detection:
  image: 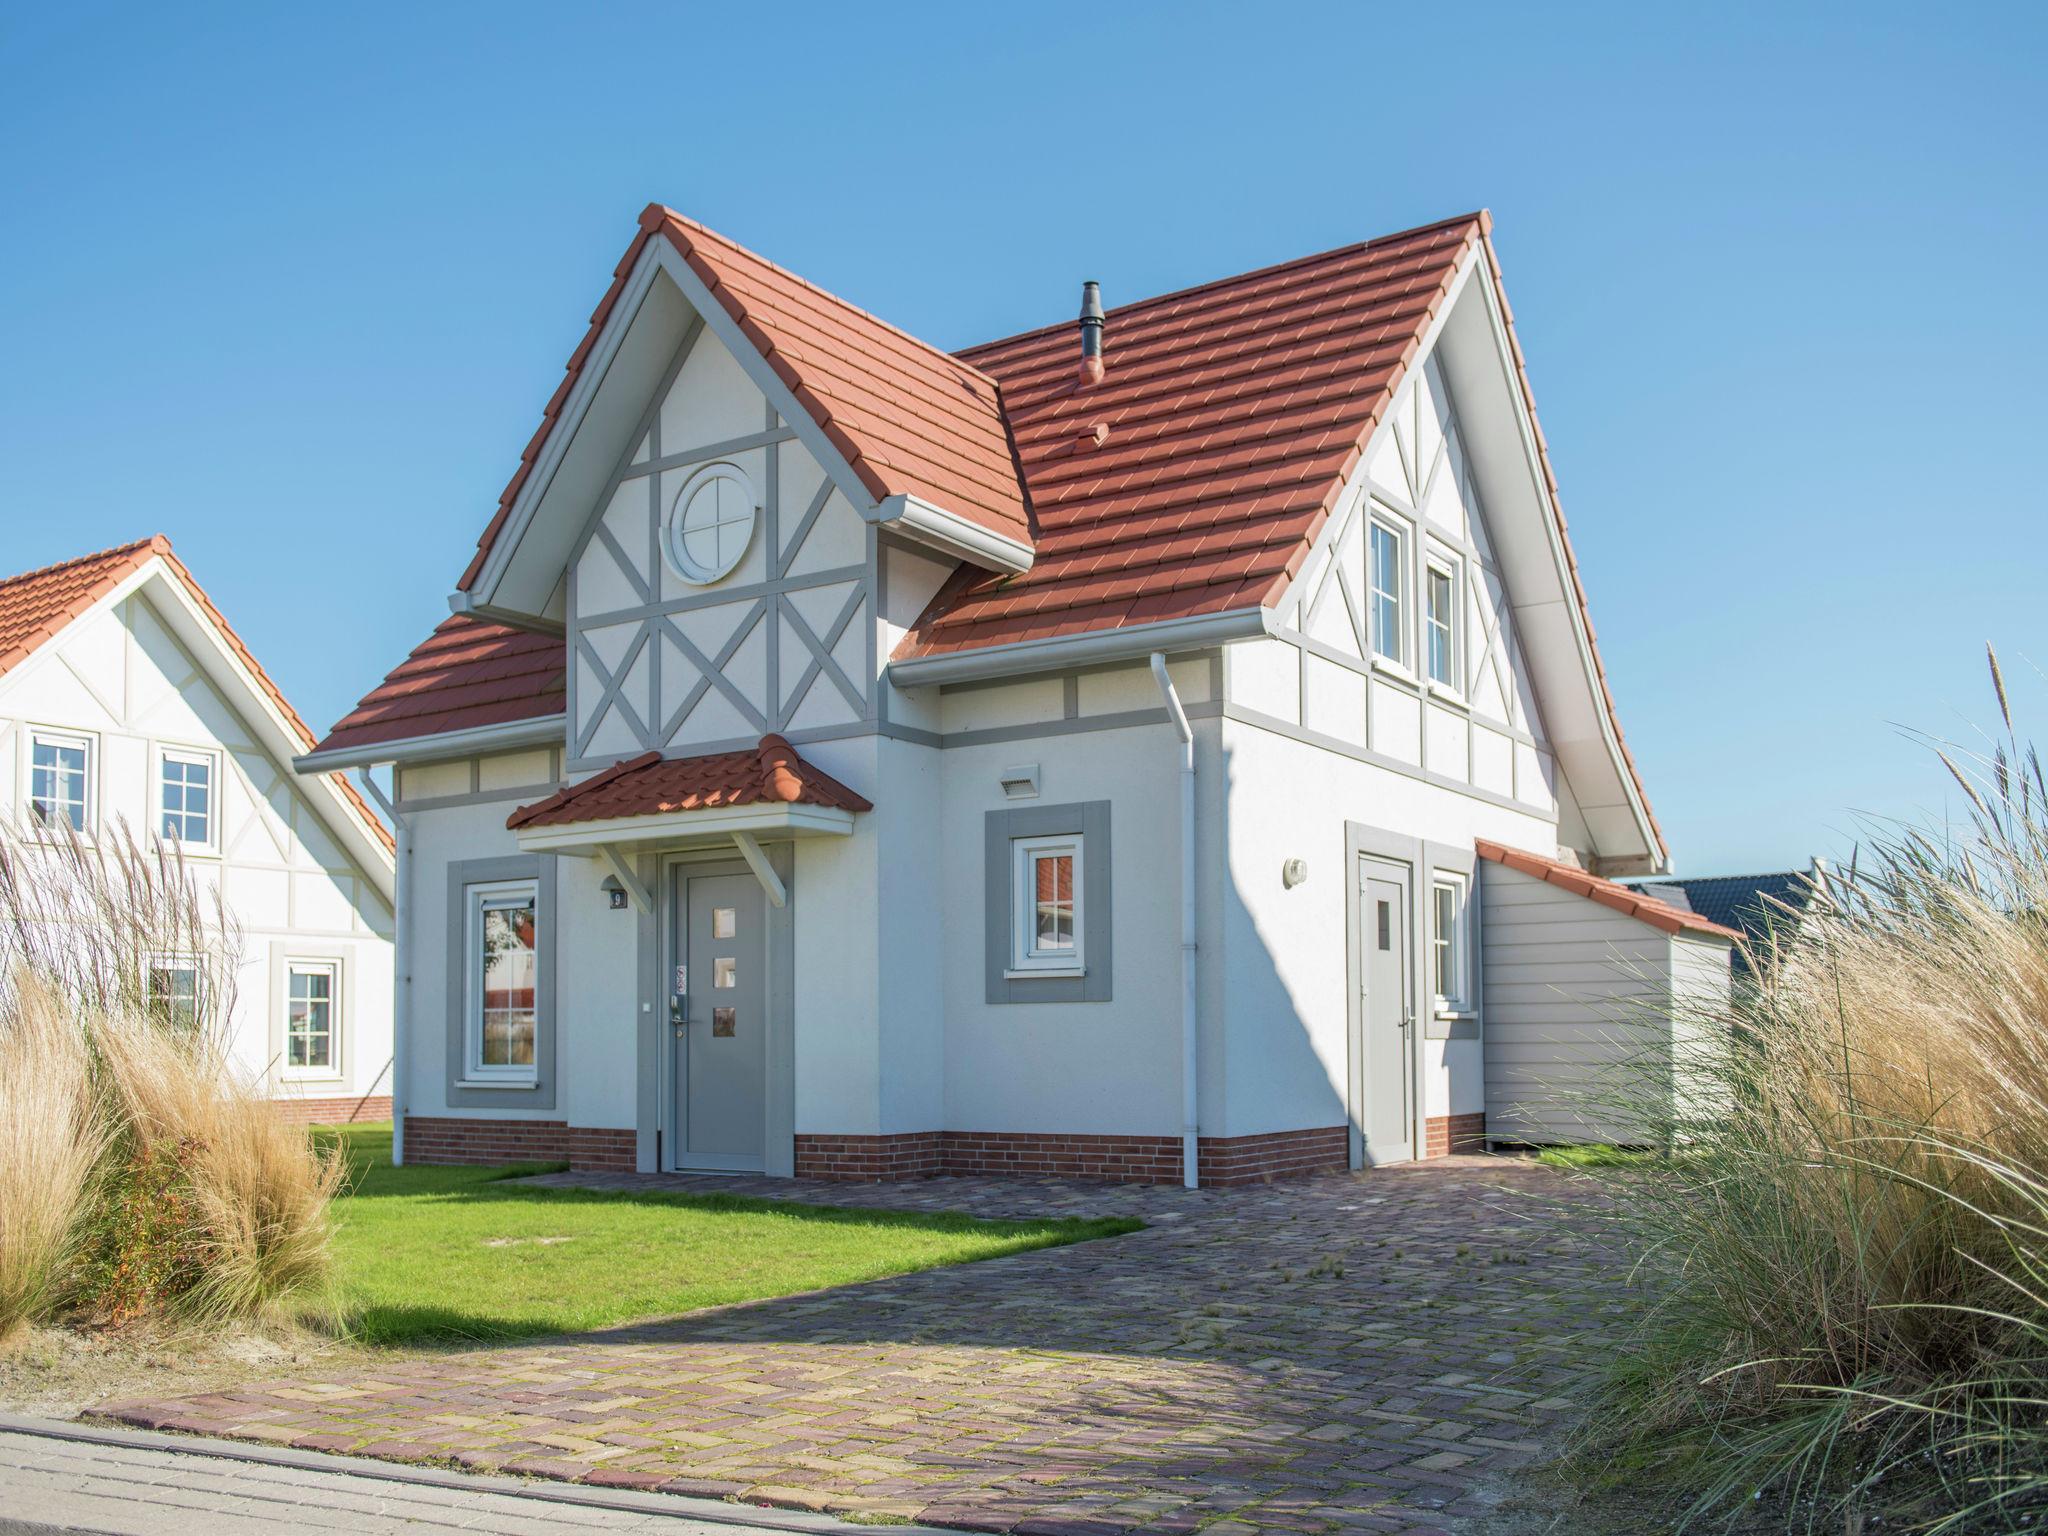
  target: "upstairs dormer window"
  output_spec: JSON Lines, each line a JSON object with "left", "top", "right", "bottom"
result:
{"left": 29, "top": 729, "right": 91, "bottom": 833}
{"left": 665, "top": 463, "right": 758, "bottom": 585}
{"left": 159, "top": 746, "right": 218, "bottom": 849}
{"left": 1425, "top": 561, "right": 1458, "bottom": 689}
{"left": 1369, "top": 519, "right": 1405, "bottom": 665}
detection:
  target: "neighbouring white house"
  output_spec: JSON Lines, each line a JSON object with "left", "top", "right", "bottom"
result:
{"left": 299, "top": 205, "right": 1735, "bottom": 1183}
{"left": 0, "top": 537, "right": 397, "bottom": 1123}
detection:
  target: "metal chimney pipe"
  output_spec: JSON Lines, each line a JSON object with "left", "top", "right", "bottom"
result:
{"left": 1078, "top": 280, "right": 1104, "bottom": 385}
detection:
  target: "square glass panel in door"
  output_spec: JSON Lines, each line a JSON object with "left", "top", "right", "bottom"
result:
{"left": 673, "top": 872, "right": 767, "bottom": 1170}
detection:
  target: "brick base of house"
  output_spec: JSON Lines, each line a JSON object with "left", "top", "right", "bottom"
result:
{"left": 1199, "top": 1125, "right": 1352, "bottom": 1183}
{"left": 402, "top": 1115, "right": 1481, "bottom": 1182}
{"left": 796, "top": 1126, "right": 1351, "bottom": 1186}
{"left": 269, "top": 1094, "right": 391, "bottom": 1128}
{"left": 792, "top": 1132, "right": 944, "bottom": 1181}
{"left": 402, "top": 1116, "right": 634, "bottom": 1172}
{"left": 1424, "top": 1112, "right": 1487, "bottom": 1157}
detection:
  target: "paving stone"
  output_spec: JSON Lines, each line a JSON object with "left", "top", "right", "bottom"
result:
{"left": 93, "top": 1158, "right": 1622, "bottom": 1534}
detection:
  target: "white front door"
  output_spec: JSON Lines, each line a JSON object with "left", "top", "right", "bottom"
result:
{"left": 1356, "top": 855, "right": 1415, "bottom": 1165}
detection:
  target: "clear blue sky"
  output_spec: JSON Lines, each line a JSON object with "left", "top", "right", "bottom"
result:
{"left": 3, "top": 2, "right": 2041, "bottom": 874}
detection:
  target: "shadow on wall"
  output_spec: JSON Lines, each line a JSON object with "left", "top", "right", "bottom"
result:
{"left": 1210, "top": 735, "right": 1353, "bottom": 1141}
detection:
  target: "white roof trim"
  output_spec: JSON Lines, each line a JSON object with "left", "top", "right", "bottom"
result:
{"left": 888, "top": 606, "right": 1273, "bottom": 687}
{"left": 464, "top": 250, "right": 665, "bottom": 609}
{"left": 876, "top": 494, "right": 1032, "bottom": 575}
{"left": 512, "top": 800, "right": 857, "bottom": 856}
{"left": 294, "top": 713, "right": 568, "bottom": 774}
{"left": 1456, "top": 244, "right": 1661, "bottom": 871}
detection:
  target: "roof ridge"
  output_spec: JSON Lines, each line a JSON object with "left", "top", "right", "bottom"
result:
{"left": 648, "top": 206, "right": 1005, "bottom": 391}
{"left": 0, "top": 533, "right": 166, "bottom": 590}
{"left": 956, "top": 211, "right": 1488, "bottom": 360}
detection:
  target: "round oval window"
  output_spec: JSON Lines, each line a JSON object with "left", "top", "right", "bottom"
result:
{"left": 665, "top": 464, "right": 758, "bottom": 585}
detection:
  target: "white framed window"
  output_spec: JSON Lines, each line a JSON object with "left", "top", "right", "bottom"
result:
{"left": 158, "top": 746, "right": 218, "bottom": 849}
{"left": 1431, "top": 877, "right": 1466, "bottom": 1007}
{"left": 1425, "top": 560, "right": 1458, "bottom": 691}
{"left": 145, "top": 957, "right": 200, "bottom": 1029}
{"left": 1009, "top": 833, "right": 1084, "bottom": 975}
{"left": 28, "top": 728, "right": 92, "bottom": 833}
{"left": 286, "top": 961, "right": 337, "bottom": 1073}
{"left": 466, "top": 879, "right": 540, "bottom": 1080}
{"left": 1369, "top": 519, "right": 1406, "bottom": 666}
{"left": 664, "top": 462, "right": 758, "bottom": 585}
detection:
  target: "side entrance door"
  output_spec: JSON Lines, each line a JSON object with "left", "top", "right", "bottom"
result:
{"left": 669, "top": 869, "right": 767, "bottom": 1172}
{"left": 1356, "top": 855, "right": 1415, "bottom": 1165}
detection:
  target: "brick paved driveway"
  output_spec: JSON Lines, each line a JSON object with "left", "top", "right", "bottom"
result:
{"left": 97, "top": 1158, "right": 1625, "bottom": 1536}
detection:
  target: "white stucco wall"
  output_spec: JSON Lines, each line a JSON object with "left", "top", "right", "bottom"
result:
{"left": 0, "top": 585, "right": 393, "bottom": 1107}
{"left": 1214, "top": 716, "right": 1561, "bottom": 1142}
{"left": 935, "top": 716, "right": 1192, "bottom": 1137}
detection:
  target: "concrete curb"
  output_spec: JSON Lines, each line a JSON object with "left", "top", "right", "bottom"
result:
{"left": 0, "top": 1414, "right": 947, "bottom": 1533}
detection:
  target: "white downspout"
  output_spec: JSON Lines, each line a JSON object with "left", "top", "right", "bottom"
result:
{"left": 360, "top": 768, "right": 409, "bottom": 1166}
{"left": 1150, "top": 653, "right": 1199, "bottom": 1190}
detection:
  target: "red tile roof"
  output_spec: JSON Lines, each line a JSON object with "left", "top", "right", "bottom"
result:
{"left": 457, "top": 204, "right": 1029, "bottom": 593}
{"left": 898, "top": 214, "right": 1485, "bottom": 657}
{"left": 422, "top": 206, "right": 1662, "bottom": 864}
{"left": 1475, "top": 840, "right": 1736, "bottom": 941}
{"left": 0, "top": 537, "right": 391, "bottom": 854}
{"left": 310, "top": 615, "right": 564, "bottom": 758}
{"left": 506, "top": 736, "right": 870, "bottom": 830}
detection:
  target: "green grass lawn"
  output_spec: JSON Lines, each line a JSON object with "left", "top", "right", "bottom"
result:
{"left": 312, "top": 1124, "right": 1139, "bottom": 1346}
{"left": 1534, "top": 1142, "right": 1666, "bottom": 1170}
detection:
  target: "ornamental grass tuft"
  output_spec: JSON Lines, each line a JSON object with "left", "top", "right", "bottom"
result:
{"left": 0, "top": 821, "right": 340, "bottom": 1339}
{"left": 1581, "top": 648, "right": 2048, "bottom": 1533}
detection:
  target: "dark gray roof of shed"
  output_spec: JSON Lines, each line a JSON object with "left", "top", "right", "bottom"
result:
{"left": 1626, "top": 870, "right": 1822, "bottom": 975}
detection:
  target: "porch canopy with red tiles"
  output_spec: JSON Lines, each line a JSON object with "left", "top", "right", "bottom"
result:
{"left": 504, "top": 735, "right": 870, "bottom": 861}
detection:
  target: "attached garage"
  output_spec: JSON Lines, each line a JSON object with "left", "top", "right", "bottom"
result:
{"left": 1477, "top": 841, "right": 1736, "bottom": 1146}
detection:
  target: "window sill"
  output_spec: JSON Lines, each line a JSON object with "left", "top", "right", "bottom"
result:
{"left": 454, "top": 1077, "right": 540, "bottom": 1091}
{"left": 282, "top": 1072, "right": 345, "bottom": 1087}
{"left": 1003, "top": 966, "right": 1086, "bottom": 981}
{"left": 1370, "top": 656, "right": 1418, "bottom": 687}
{"left": 1433, "top": 1006, "right": 1476, "bottom": 1021}
{"left": 26, "top": 828, "right": 95, "bottom": 847}
{"left": 1425, "top": 682, "right": 1467, "bottom": 708}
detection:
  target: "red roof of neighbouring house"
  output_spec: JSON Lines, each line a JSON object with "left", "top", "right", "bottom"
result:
{"left": 0, "top": 537, "right": 392, "bottom": 853}
{"left": 900, "top": 214, "right": 1484, "bottom": 656}
{"left": 505, "top": 736, "right": 871, "bottom": 830}
{"left": 1475, "top": 840, "right": 1737, "bottom": 940}
{"left": 457, "top": 204, "right": 1030, "bottom": 593}
{"left": 310, "top": 615, "right": 564, "bottom": 758}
